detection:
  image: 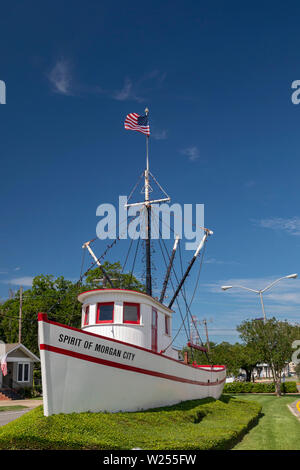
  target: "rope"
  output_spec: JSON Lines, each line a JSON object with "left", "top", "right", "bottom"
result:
{"left": 157, "top": 226, "right": 207, "bottom": 357}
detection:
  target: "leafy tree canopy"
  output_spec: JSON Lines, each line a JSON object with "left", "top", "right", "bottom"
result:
{"left": 237, "top": 317, "right": 300, "bottom": 395}
{"left": 0, "top": 262, "right": 145, "bottom": 357}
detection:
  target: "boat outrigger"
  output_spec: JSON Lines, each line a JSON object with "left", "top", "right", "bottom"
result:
{"left": 38, "top": 109, "right": 226, "bottom": 416}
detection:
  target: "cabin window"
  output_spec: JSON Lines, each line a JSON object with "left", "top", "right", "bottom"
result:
{"left": 123, "top": 302, "right": 140, "bottom": 324}
{"left": 165, "top": 315, "right": 170, "bottom": 335}
{"left": 96, "top": 302, "right": 114, "bottom": 323}
{"left": 83, "top": 305, "right": 89, "bottom": 326}
{"left": 17, "top": 363, "right": 30, "bottom": 382}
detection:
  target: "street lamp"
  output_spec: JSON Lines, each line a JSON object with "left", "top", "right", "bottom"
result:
{"left": 221, "top": 273, "right": 298, "bottom": 323}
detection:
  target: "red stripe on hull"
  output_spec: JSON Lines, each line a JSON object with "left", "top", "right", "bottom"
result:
{"left": 40, "top": 344, "right": 225, "bottom": 387}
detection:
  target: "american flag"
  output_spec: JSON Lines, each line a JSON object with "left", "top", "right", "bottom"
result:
{"left": 124, "top": 113, "right": 150, "bottom": 136}
{"left": 1, "top": 354, "right": 7, "bottom": 376}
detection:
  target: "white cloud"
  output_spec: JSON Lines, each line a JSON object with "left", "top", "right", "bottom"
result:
{"left": 204, "top": 258, "right": 240, "bottom": 265}
{"left": 48, "top": 59, "right": 73, "bottom": 95}
{"left": 2, "top": 276, "right": 34, "bottom": 287}
{"left": 244, "top": 180, "right": 256, "bottom": 188}
{"left": 254, "top": 216, "right": 300, "bottom": 236}
{"left": 113, "top": 71, "right": 166, "bottom": 103}
{"left": 113, "top": 77, "right": 141, "bottom": 102}
{"left": 181, "top": 146, "right": 200, "bottom": 161}
{"left": 205, "top": 275, "right": 300, "bottom": 313}
{"left": 152, "top": 129, "right": 168, "bottom": 140}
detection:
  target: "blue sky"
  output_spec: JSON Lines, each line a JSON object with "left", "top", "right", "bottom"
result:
{"left": 1, "top": 1, "right": 300, "bottom": 347}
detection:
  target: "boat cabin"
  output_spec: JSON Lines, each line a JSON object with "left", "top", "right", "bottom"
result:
{"left": 78, "top": 289, "right": 179, "bottom": 360}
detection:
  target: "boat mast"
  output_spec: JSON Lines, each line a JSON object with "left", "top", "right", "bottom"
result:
{"left": 144, "top": 107, "right": 152, "bottom": 296}
{"left": 159, "top": 235, "right": 179, "bottom": 303}
{"left": 167, "top": 229, "right": 213, "bottom": 309}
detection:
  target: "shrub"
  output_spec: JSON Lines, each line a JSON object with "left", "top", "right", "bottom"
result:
{"left": 223, "top": 381, "right": 298, "bottom": 394}
{"left": 17, "top": 387, "right": 33, "bottom": 399}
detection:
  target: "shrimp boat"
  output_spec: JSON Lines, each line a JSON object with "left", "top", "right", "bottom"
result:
{"left": 38, "top": 110, "right": 226, "bottom": 416}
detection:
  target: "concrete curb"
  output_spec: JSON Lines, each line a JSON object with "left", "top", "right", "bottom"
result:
{"left": 287, "top": 400, "right": 300, "bottom": 421}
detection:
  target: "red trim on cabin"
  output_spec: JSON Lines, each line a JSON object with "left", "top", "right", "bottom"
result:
{"left": 96, "top": 302, "right": 114, "bottom": 324}
{"left": 77, "top": 288, "right": 173, "bottom": 311}
{"left": 123, "top": 302, "right": 140, "bottom": 324}
{"left": 38, "top": 313, "right": 49, "bottom": 321}
{"left": 79, "top": 288, "right": 147, "bottom": 298}
{"left": 39, "top": 344, "right": 226, "bottom": 387}
{"left": 37, "top": 313, "right": 226, "bottom": 372}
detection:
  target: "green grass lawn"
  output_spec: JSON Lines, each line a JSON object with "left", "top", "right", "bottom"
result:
{"left": 230, "top": 394, "right": 300, "bottom": 450}
{"left": 0, "top": 396, "right": 261, "bottom": 450}
{"left": 0, "top": 406, "right": 28, "bottom": 412}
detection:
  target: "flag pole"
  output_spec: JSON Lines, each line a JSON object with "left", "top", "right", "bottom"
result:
{"left": 145, "top": 107, "right": 150, "bottom": 202}
{"left": 144, "top": 107, "right": 152, "bottom": 296}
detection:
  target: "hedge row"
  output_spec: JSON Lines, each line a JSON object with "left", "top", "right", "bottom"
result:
{"left": 224, "top": 381, "right": 298, "bottom": 394}
{"left": 0, "top": 397, "right": 262, "bottom": 450}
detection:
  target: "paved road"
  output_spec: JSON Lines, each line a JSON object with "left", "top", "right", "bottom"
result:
{"left": 0, "top": 409, "right": 31, "bottom": 427}
{"left": 0, "top": 399, "right": 42, "bottom": 427}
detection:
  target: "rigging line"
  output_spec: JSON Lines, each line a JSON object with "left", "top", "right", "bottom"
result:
{"left": 157, "top": 236, "right": 190, "bottom": 345}
{"left": 151, "top": 212, "right": 190, "bottom": 344}
{"left": 148, "top": 171, "right": 170, "bottom": 199}
{"left": 185, "top": 243, "right": 207, "bottom": 348}
{"left": 67, "top": 246, "right": 87, "bottom": 326}
{"left": 178, "top": 240, "right": 189, "bottom": 336}
{"left": 121, "top": 237, "right": 134, "bottom": 274}
{"left": 86, "top": 211, "right": 141, "bottom": 250}
{"left": 0, "top": 312, "right": 36, "bottom": 323}
{"left": 158, "top": 233, "right": 206, "bottom": 353}
{"left": 188, "top": 241, "right": 206, "bottom": 310}
{"left": 129, "top": 234, "right": 141, "bottom": 288}
{"left": 122, "top": 209, "right": 144, "bottom": 274}
{"left": 127, "top": 171, "right": 145, "bottom": 203}
{"left": 81, "top": 212, "right": 142, "bottom": 277}
{"left": 152, "top": 206, "right": 207, "bottom": 231}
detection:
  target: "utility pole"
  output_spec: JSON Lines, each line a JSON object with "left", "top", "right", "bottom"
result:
{"left": 19, "top": 286, "right": 23, "bottom": 344}
{"left": 203, "top": 319, "right": 210, "bottom": 354}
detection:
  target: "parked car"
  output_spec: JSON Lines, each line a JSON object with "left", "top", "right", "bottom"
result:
{"left": 235, "top": 374, "right": 246, "bottom": 382}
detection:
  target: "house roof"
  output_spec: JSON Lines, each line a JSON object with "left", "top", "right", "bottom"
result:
{"left": 2, "top": 343, "right": 40, "bottom": 362}
{"left": 4, "top": 343, "right": 19, "bottom": 354}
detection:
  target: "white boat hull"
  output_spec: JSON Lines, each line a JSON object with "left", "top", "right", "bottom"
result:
{"left": 38, "top": 314, "right": 226, "bottom": 416}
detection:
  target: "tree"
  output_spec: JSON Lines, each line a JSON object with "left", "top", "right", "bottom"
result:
{"left": 237, "top": 343, "right": 263, "bottom": 382}
{"left": 182, "top": 341, "right": 261, "bottom": 380}
{"left": 295, "top": 363, "right": 300, "bottom": 380}
{"left": 0, "top": 262, "right": 146, "bottom": 357}
{"left": 237, "top": 318, "right": 297, "bottom": 396}
{"left": 84, "top": 261, "right": 145, "bottom": 292}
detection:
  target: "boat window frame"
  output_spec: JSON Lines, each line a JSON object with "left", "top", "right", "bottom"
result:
{"left": 83, "top": 305, "right": 90, "bottom": 326}
{"left": 96, "top": 302, "right": 115, "bottom": 324}
{"left": 123, "top": 302, "right": 140, "bottom": 325}
{"left": 165, "top": 314, "right": 170, "bottom": 336}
